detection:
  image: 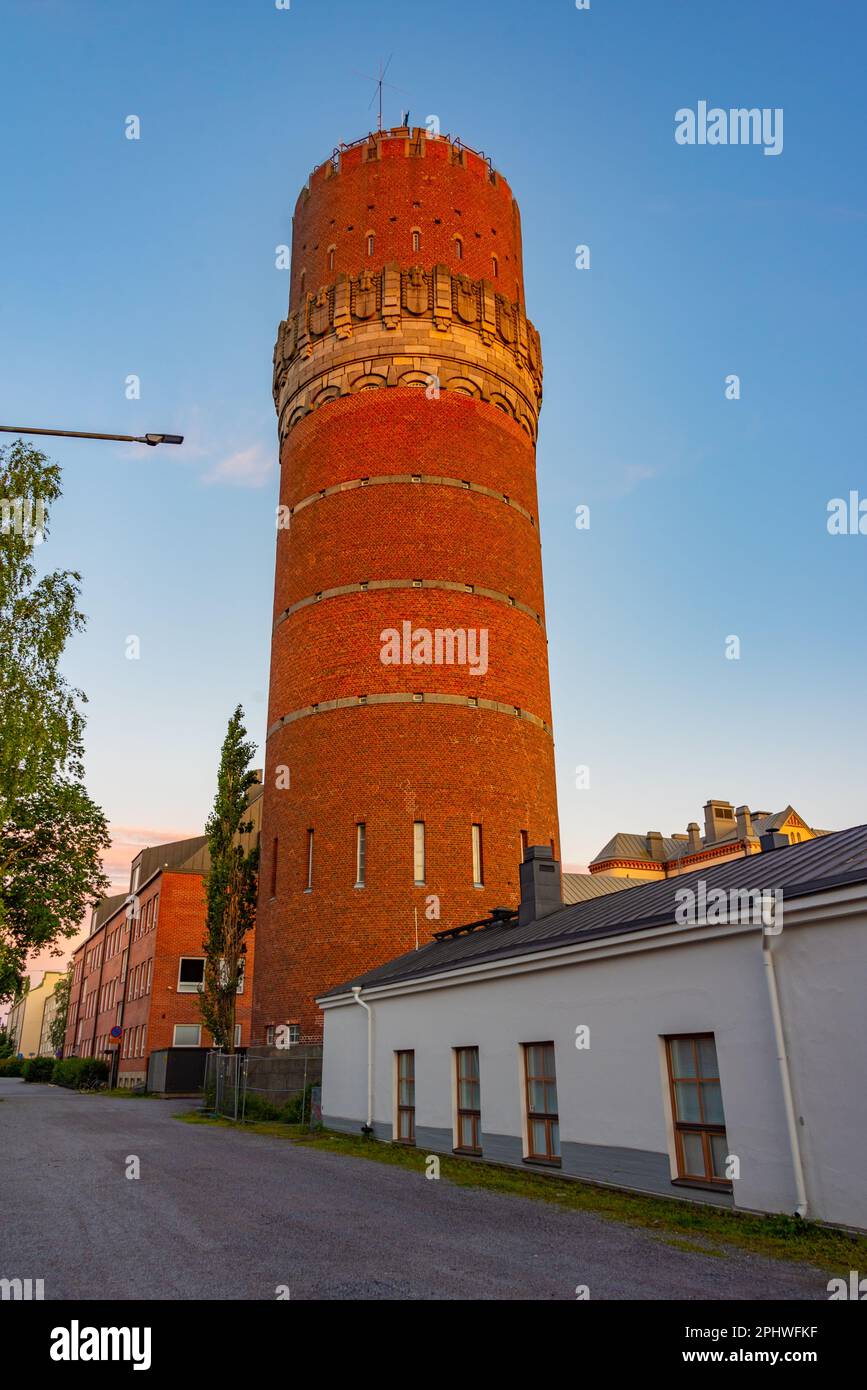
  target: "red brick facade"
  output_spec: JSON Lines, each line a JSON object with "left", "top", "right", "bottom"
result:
{"left": 253, "top": 128, "right": 559, "bottom": 1039}
{"left": 64, "top": 870, "right": 255, "bottom": 1084}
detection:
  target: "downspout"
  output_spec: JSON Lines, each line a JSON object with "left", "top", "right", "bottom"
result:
{"left": 762, "top": 932, "right": 808, "bottom": 1218}
{"left": 351, "top": 986, "right": 373, "bottom": 1132}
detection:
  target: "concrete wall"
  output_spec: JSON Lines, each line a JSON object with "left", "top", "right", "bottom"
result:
{"left": 321, "top": 905, "right": 867, "bottom": 1228}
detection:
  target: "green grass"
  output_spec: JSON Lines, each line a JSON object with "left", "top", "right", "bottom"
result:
{"left": 174, "top": 1110, "right": 865, "bottom": 1274}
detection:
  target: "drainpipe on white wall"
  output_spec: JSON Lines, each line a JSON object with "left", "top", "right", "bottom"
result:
{"left": 351, "top": 986, "right": 373, "bottom": 1132}
{"left": 762, "top": 934, "right": 808, "bottom": 1218}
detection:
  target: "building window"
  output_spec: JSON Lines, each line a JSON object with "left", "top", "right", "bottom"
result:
{"left": 472, "top": 824, "right": 484, "bottom": 887}
{"left": 177, "top": 958, "right": 205, "bottom": 994}
{"left": 328, "top": 244, "right": 336, "bottom": 272}
{"left": 454, "top": 235, "right": 463, "bottom": 260}
{"left": 455, "top": 1047, "right": 482, "bottom": 1154}
{"left": 270, "top": 836, "right": 278, "bottom": 898}
{"left": 523, "top": 1043, "right": 560, "bottom": 1163}
{"left": 265, "top": 1025, "right": 275, "bottom": 1046}
{"left": 306, "top": 829, "right": 314, "bottom": 890}
{"left": 520, "top": 829, "right": 528, "bottom": 861}
{"left": 412, "top": 229, "right": 421, "bottom": 253}
{"left": 356, "top": 823, "right": 366, "bottom": 887}
{"left": 396, "top": 1050, "right": 415, "bottom": 1144}
{"left": 152, "top": 894, "right": 159, "bottom": 928}
{"left": 173, "top": 1025, "right": 202, "bottom": 1048}
{"left": 234, "top": 1024, "right": 242, "bottom": 1048}
{"left": 492, "top": 254, "right": 499, "bottom": 278}
{"left": 665, "top": 1034, "right": 730, "bottom": 1186}
{"left": 145, "top": 958, "right": 152, "bottom": 994}
{"left": 366, "top": 232, "right": 375, "bottom": 257}
{"left": 412, "top": 821, "right": 426, "bottom": 885}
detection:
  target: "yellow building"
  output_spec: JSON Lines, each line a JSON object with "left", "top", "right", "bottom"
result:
{"left": 7, "top": 971, "right": 65, "bottom": 1058}
{"left": 589, "top": 800, "right": 828, "bottom": 884}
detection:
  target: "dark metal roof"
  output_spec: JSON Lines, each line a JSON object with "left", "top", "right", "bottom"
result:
{"left": 320, "top": 824, "right": 867, "bottom": 999}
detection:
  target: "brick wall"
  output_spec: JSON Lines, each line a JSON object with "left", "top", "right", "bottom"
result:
{"left": 253, "top": 127, "right": 559, "bottom": 1040}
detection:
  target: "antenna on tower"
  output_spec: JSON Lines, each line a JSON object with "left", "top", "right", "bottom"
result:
{"left": 353, "top": 55, "right": 408, "bottom": 133}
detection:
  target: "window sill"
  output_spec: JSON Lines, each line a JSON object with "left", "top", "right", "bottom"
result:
{"left": 523, "top": 1155, "right": 562, "bottom": 1169}
{"left": 453, "top": 1147, "right": 483, "bottom": 1159}
{"left": 671, "top": 1177, "right": 733, "bottom": 1194}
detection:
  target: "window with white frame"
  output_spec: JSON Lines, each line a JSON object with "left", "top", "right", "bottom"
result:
{"left": 177, "top": 958, "right": 205, "bottom": 993}
{"left": 173, "top": 1024, "right": 202, "bottom": 1047}
{"left": 413, "top": 821, "right": 426, "bottom": 885}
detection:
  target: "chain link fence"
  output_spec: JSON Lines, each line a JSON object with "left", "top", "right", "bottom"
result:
{"left": 203, "top": 1051, "right": 248, "bottom": 1121}
{"left": 202, "top": 1046, "right": 322, "bottom": 1126}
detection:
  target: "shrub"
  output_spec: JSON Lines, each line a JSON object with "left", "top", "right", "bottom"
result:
{"left": 22, "top": 1056, "right": 55, "bottom": 1083}
{"left": 51, "top": 1057, "right": 109, "bottom": 1090}
{"left": 0, "top": 1055, "right": 24, "bottom": 1077}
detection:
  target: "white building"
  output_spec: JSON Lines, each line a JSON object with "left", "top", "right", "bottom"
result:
{"left": 319, "top": 827, "right": 867, "bottom": 1230}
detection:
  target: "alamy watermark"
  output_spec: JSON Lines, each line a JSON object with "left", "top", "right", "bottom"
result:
{"left": 675, "top": 102, "right": 783, "bottom": 157}
{"left": 675, "top": 880, "right": 783, "bottom": 934}
{"left": 1, "top": 497, "right": 45, "bottom": 545}
{"left": 380, "top": 621, "right": 489, "bottom": 676}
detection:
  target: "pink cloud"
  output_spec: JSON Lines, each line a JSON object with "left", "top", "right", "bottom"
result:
{"left": 204, "top": 443, "right": 274, "bottom": 488}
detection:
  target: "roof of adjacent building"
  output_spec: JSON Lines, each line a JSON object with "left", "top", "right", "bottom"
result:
{"left": 591, "top": 833, "right": 683, "bottom": 865}
{"left": 320, "top": 824, "right": 867, "bottom": 1000}
{"left": 562, "top": 873, "right": 641, "bottom": 904}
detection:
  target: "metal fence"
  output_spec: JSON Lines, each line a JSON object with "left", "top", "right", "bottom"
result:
{"left": 201, "top": 1047, "right": 322, "bottom": 1126}
{"left": 203, "top": 1051, "right": 248, "bottom": 1122}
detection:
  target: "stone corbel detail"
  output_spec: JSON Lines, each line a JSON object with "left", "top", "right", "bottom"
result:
{"left": 333, "top": 274, "right": 352, "bottom": 340}
{"left": 382, "top": 262, "right": 401, "bottom": 329}
{"left": 479, "top": 279, "right": 497, "bottom": 345}
{"left": 433, "top": 264, "right": 453, "bottom": 331}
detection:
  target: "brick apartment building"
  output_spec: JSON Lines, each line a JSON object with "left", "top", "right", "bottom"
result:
{"left": 64, "top": 785, "right": 261, "bottom": 1086}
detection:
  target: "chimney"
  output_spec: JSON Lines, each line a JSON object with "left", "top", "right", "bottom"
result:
{"left": 760, "top": 830, "right": 790, "bottom": 853}
{"left": 704, "top": 799, "right": 735, "bottom": 843}
{"left": 646, "top": 831, "right": 666, "bottom": 863}
{"left": 518, "top": 844, "right": 562, "bottom": 926}
{"left": 687, "top": 822, "right": 702, "bottom": 852}
{"left": 735, "top": 805, "right": 753, "bottom": 839}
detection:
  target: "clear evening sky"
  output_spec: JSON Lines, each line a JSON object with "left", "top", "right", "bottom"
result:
{"left": 2, "top": 0, "right": 865, "bottom": 909}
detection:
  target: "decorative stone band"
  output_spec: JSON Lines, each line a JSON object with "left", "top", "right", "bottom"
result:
{"left": 286, "top": 473, "right": 540, "bottom": 528}
{"left": 273, "top": 578, "right": 545, "bottom": 632}
{"left": 267, "top": 692, "right": 552, "bottom": 740}
{"left": 273, "top": 263, "right": 543, "bottom": 442}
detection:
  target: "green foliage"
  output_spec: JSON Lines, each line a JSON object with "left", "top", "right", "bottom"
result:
{"left": 22, "top": 1055, "right": 55, "bottom": 1083}
{"left": 200, "top": 706, "right": 259, "bottom": 1051}
{"left": 0, "top": 441, "right": 111, "bottom": 1001}
{"left": 51, "top": 1056, "right": 108, "bottom": 1090}
{"left": 241, "top": 1084, "right": 316, "bottom": 1125}
{"left": 0, "top": 1027, "right": 14, "bottom": 1058}
{"left": 0, "top": 1054, "right": 23, "bottom": 1076}
{"left": 48, "top": 966, "right": 72, "bottom": 1054}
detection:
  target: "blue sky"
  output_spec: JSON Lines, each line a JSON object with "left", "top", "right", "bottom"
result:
{"left": 2, "top": 0, "right": 865, "bottom": 879}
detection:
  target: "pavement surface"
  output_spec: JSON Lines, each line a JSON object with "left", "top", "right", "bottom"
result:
{"left": 0, "top": 1078, "right": 830, "bottom": 1301}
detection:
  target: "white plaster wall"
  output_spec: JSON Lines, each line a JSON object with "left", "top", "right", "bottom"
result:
{"left": 776, "top": 911, "right": 867, "bottom": 1228}
{"left": 321, "top": 910, "right": 866, "bottom": 1226}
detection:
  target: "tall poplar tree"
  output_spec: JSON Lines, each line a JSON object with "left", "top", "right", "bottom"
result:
{"left": 200, "top": 706, "right": 259, "bottom": 1052}
{"left": 0, "top": 441, "right": 110, "bottom": 1001}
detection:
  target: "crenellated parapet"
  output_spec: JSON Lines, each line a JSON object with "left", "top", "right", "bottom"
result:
{"left": 273, "top": 262, "right": 543, "bottom": 442}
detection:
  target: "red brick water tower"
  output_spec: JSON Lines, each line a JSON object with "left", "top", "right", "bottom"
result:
{"left": 253, "top": 126, "right": 559, "bottom": 1039}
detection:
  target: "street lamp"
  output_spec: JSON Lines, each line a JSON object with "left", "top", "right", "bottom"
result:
{"left": 0, "top": 425, "right": 183, "bottom": 447}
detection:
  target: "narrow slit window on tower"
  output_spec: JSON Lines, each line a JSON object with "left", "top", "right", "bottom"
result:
{"left": 520, "top": 829, "right": 529, "bottom": 861}
{"left": 299, "top": 269, "right": 306, "bottom": 295}
{"left": 454, "top": 235, "right": 463, "bottom": 260}
{"left": 412, "top": 229, "right": 421, "bottom": 253}
{"left": 472, "top": 824, "right": 484, "bottom": 888}
{"left": 492, "top": 254, "right": 499, "bottom": 278}
{"left": 413, "top": 821, "right": 426, "bottom": 885}
{"left": 328, "top": 245, "right": 336, "bottom": 272}
{"left": 356, "top": 823, "right": 366, "bottom": 887}
{"left": 367, "top": 232, "right": 375, "bottom": 257}
{"left": 270, "top": 836, "right": 278, "bottom": 898}
{"left": 305, "top": 829, "right": 314, "bottom": 891}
